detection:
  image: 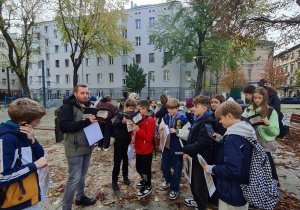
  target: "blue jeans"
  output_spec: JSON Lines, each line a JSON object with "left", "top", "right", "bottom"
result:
{"left": 161, "top": 148, "right": 183, "bottom": 192}
{"left": 62, "top": 153, "right": 92, "bottom": 210}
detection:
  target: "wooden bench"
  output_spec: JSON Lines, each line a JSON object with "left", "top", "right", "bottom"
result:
{"left": 288, "top": 114, "right": 300, "bottom": 130}
{"left": 34, "top": 125, "right": 55, "bottom": 131}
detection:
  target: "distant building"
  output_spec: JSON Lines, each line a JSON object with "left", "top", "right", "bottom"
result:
{"left": 274, "top": 44, "right": 300, "bottom": 97}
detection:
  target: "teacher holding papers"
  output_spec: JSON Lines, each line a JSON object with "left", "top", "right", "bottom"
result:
{"left": 59, "top": 84, "right": 98, "bottom": 210}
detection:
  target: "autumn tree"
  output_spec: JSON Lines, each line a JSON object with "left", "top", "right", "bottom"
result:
{"left": 150, "top": 0, "right": 265, "bottom": 96}
{"left": 295, "top": 71, "right": 300, "bottom": 86}
{"left": 0, "top": 0, "right": 50, "bottom": 97}
{"left": 260, "top": 59, "right": 288, "bottom": 87}
{"left": 125, "top": 60, "right": 147, "bottom": 94}
{"left": 56, "top": 0, "right": 133, "bottom": 87}
{"left": 219, "top": 67, "right": 248, "bottom": 90}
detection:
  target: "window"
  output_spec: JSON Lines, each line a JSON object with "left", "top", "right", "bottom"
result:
{"left": 97, "top": 57, "right": 102, "bottom": 66}
{"left": 29, "top": 76, "right": 33, "bottom": 84}
{"left": 109, "top": 89, "right": 114, "bottom": 97}
{"left": 38, "top": 61, "right": 42, "bottom": 69}
{"left": 109, "top": 56, "right": 114, "bottom": 65}
{"left": 2, "top": 69, "right": 5, "bottom": 72}
{"left": 123, "top": 49, "right": 127, "bottom": 55}
{"left": 150, "top": 89, "right": 155, "bottom": 98}
{"left": 55, "top": 45, "right": 59, "bottom": 53}
{"left": 122, "top": 79, "right": 126, "bottom": 86}
{"left": 56, "top": 75, "right": 60, "bottom": 83}
{"left": 291, "top": 64, "right": 294, "bottom": 73}
{"left": 1, "top": 55, "right": 5, "bottom": 61}
{"left": 45, "top": 26, "right": 48, "bottom": 32}
{"left": 149, "top": 53, "right": 155, "bottom": 62}
{"left": 164, "top": 36, "right": 170, "bottom": 43}
{"left": 45, "top": 39, "right": 48, "bottom": 46}
{"left": 0, "top": 42, "right": 4, "bottom": 48}
{"left": 55, "top": 60, "right": 60, "bottom": 67}
{"left": 185, "top": 90, "right": 192, "bottom": 98}
{"left": 149, "top": 35, "right": 154, "bottom": 45}
{"left": 11, "top": 80, "right": 15, "bottom": 86}
{"left": 46, "top": 68, "right": 50, "bottom": 76}
{"left": 65, "top": 59, "right": 69, "bottom": 67}
{"left": 136, "top": 54, "right": 141, "bottom": 63}
{"left": 164, "top": 89, "right": 169, "bottom": 95}
{"left": 86, "top": 74, "right": 91, "bottom": 83}
{"left": 46, "top": 53, "right": 49, "bottom": 60}
{"left": 38, "top": 76, "right": 42, "bottom": 84}
{"left": 2, "top": 79, "right": 6, "bottom": 85}
{"left": 136, "top": 19, "right": 141, "bottom": 29}
{"left": 97, "top": 73, "right": 102, "bottom": 83}
{"left": 47, "top": 81, "right": 51, "bottom": 87}
{"left": 135, "top": 37, "right": 141, "bottom": 46}
{"left": 86, "top": 58, "right": 90, "bottom": 66}
{"left": 149, "top": 71, "right": 154, "bottom": 81}
{"left": 37, "top": 33, "right": 40, "bottom": 40}
{"left": 185, "top": 71, "right": 191, "bottom": 81}
{"left": 11, "top": 70, "right": 13, "bottom": 74}
{"left": 149, "top": 17, "right": 155, "bottom": 26}
{"left": 164, "top": 52, "right": 169, "bottom": 62}
{"left": 122, "top": 29, "right": 127, "bottom": 39}
{"left": 109, "top": 73, "right": 114, "bottom": 82}
{"left": 123, "top": 65, "right": 128, "bottom": 73}
{"left": 54, "top": 31, "right": 58, "bottom": 38}
{"left": 65, "top": 44, "right": 68, "bottom": 52}
{"left": 65, "top": 74, "right": 70, "bottom": 83}
{"left": 164, "top": 70, "right": 169, "bottom": 81}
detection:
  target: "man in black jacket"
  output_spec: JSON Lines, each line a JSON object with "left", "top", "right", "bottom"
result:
{"left": 59, "top": 84, "right": 98, "bottom": 210}
{"left": 182, "top": 96, "right": 218, "bottom": 210}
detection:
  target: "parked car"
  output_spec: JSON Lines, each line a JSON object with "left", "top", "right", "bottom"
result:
{"left": 281, "top": 97, "right": 300, "bottom": 104}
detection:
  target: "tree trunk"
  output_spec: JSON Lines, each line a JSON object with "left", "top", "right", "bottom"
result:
{"left": 16, "top": 71, "right": 31, "bottom": 97}
{"left": 195, "top": 60, "right": 204, "bottom": 96}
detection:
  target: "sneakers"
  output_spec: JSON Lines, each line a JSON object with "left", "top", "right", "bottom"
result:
{"left": 183, "top": 198, "right": 197, "bottom": 207}
{"left": 169, "top": 191, "right": 179, "bottom": 200}
{"left": 136, "top": 181, "right": 145, "bottom": 188}
{"left": 123, "top": 177, "right": 131, "bottom": 185}
{"left": 97, "top": 147, "right": 102, "bottom": 151}
{"left": 137, "top": 186, "right": 152, "bottom": 198}
{"left": 161, "top": 181, "right": 170, "bottom": 189}
{"left": 112, "top": 181, "right": 119, "bottom": 191}
{"left": 75, "top": 195, "right": 96, "bottom": 206}
{"left": 104, "top": 146, "right": 111, "bottom": 151}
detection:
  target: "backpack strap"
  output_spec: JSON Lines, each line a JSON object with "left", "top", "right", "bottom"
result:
{"left": 267, "top": 107, "right": 274, "bottom": 119}
{"left": 145, "top": 117, "right": 157, "bottom": 160}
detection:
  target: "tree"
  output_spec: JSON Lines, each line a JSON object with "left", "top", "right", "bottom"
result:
{"left": 125, "top": 60, "right": 147, "bottom": 94}
{"left": 219, "top": 67, "right": 248, "bottom": 90}
{"left": 150, "top": 0, "right": 264, "bottom": 96}
{"left": 260, "top": 58, "right": 288, "bottom": 87}
{"left": 0, "top": 0, "right": 49, "bottom": 97}
{"left": 295, "top": 70, "right": 300, "bottom": 86}
{"left": 56, "top": 0, "right": 133, "bottom": 87}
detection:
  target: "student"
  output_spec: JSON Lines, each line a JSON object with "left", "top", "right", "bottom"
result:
{"left": 205, "top": 101, "right": 254, "bottom": 210}
{"left": 160, "top": 98, "right": 188, "bottom": 200}
{"left": 156, "top": 94, "right": 169, "bottom": 125}
{"left": 131, "top": 100, "right": 155, "bottom": 198}
{"left": 185, "top": 97, "right": 194, "bottom": 124}
{"left": 243, "top": 85, "right": 256, "bottom": 104}
{"left": 112, "top": 99, "right": 136, "bottom": 191}
{"left": 258, "top": 79, "right": 281, "bottom": 113}
{"left": 0, "top": 98, "right": 48, "bottom": 210}
{"left": 115, "top": 97, "right": 126, "bottom": 113}
{"left": 149, "top": 99, "right": 158, "bottom": 118}
{"left": 89, "top": 96, "right": 97, "bottom": 106}
{"left": 211, "top": 95, "right": 226, "bottom": 136}
{"left": 242, "top": 87, "right": 280, "bottom": 184}
{"left": 129, "top": 92, "right": 138, "bottom": 102}
{"left": 182, "top": 96, "right": 217, "bottom": 210}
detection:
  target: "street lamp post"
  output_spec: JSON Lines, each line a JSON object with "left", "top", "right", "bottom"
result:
{"left": 6, "top": 67, "right": 11, "bottom": 97}
{"left": 193, "top": 56, "right": 207, "bottom": 95}
{"left": 147, "top": 72, "right": 150, "bottom": 100}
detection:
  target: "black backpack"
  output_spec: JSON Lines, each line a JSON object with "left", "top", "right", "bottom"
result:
{"left": 267, "top": 108, "right": 289, "bottom": 139}
{"left": 54, "top": 106, "right": 64, "bottom": 143}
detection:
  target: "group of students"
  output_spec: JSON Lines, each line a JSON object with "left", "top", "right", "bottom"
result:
{"left": 110, "top": 84, "right": 281, "bottom": 210}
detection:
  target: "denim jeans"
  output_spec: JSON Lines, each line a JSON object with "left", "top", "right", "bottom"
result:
{"left": 161, "top": 148, "right": 183, "bottom": 192}
{"left": 62, "top": 152, "right": 92, "bottom": 210}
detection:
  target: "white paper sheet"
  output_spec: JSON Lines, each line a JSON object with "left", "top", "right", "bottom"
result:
{"left": 83, "top": 122, "right": 103, "bottom": 146}
{"left": 159, "top": 121, "right": 168, "bottom": 153}
{"left": 127, "top": 144, "right": 135, "bottom": 163}
{"left": 184, "top": 156, "right": 193, "bottom": 184}
{"left": 197, "top": 154, "right": 216, "bottom": 197}
{"left": 165, "top": 125, "right": 170, "bottom": 136}
{"left": 38, "top": 165, "right": 51, "bottom": 202}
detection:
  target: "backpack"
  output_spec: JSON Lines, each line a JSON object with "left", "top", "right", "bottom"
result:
{"left": 145, "top": 117, "right": 159, "bottom": 159}
{"left": 54, "top": 106, "right": 64, "bottom": 143}
{"left": 267, "top": 108, "right": 289, "bottom": 139}
{"left": 240, "top": 136, "right": 279, "bottom": 210}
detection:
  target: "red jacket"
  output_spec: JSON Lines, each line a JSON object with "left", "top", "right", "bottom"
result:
{"left": 133, "top": 116, "right": 155, "bottom": 154}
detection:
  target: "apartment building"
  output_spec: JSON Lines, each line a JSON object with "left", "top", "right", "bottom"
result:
{"left": 274, "top": 44, "right": 300, "bottom": 97}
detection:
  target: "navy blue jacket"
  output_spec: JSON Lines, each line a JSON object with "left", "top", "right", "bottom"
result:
{"left": 113, "top": 112, "right": 132, "bottom": 144}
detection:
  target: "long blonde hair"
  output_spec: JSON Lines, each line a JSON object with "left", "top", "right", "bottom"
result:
{"left": 251, "top": 87, "right": 269, "bottom": 118}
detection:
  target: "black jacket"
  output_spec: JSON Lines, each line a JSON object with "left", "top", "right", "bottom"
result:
{"left": 183, "top": 111, "right": 217, "bottom": 165}
{"left": 268, "top": 91, "right": 281, "bottom": 113}
{"left": 212, "top": 113, "right": 227, "bottom": 136}
{"left": 113, "top": 112, "right": 132, "bottom": 144}
{"left": 156, "top": 101, "right": 168, "bottom": 124}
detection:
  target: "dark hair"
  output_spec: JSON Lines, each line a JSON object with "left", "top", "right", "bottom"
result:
{"left": 137, "top": 99, "right": 150, "bottom": 111}
{"left": 73, "top": 84, "right": 87, "bottom": 93}
{"left": 125, "top": 99, "right": 136, "bottom": 108}
{"left": 258, "top": 79, "right": 267, "bottom": 87}
{"left": 211, "top": 95, "right": 225, "bottom": 104}
{"left": 243, "top": 85, "right": 256, "bottom": 94}
{"left": 120, "top": 97, "right": 126, "bottom": 102}
{"left": 193, "top": 95, "right": 211, "bottom": 109}
{"left": 160, "top": 94, "right": 168, "bottom": 104}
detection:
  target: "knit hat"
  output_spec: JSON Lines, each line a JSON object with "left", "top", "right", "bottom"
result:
{"left": 89, "top": 96, "right": 97, "bottom": 102}
{"left": 186, "top": 98, "right": 193, "bottom": 108}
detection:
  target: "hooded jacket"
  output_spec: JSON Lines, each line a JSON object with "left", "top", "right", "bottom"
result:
{"left": 182, "top": 110, "right": 217, "bottom": 164}
{"left": 212, "top": 121, "right": 254, "bottom": 207}
{"left": 96, "top": 98, "right": 116, "bottom": 119}
{"left": 113, "top": 112, "right": 132, "bottom": 144}
{"left": 163, "top": 109, "right": 188, "bottom": 155}
{"left": 156, "top": 101, "right": 168, "bottom": 125}
{"left": 0, "top": 121, "right": 44, "bottom": 210}
{"left": 59, "top": 95, "right": 93, "bottom": 158}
